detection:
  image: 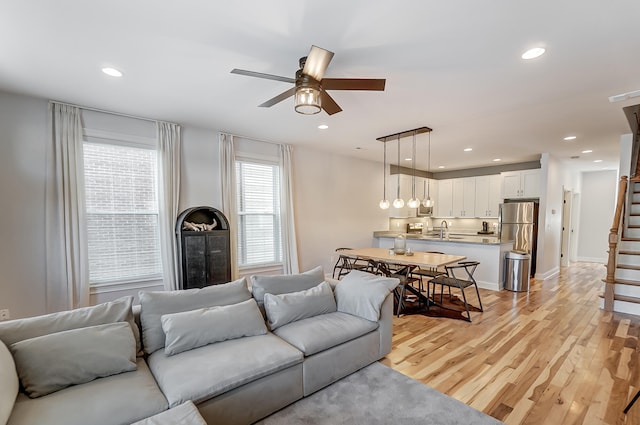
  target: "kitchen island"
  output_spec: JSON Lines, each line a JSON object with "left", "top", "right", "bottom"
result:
{"left": 372, "top": 231, "right": 513, "bottom": 291}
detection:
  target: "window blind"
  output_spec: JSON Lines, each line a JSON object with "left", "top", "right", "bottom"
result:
{"left": 235, "top": 160, "right": 282, "bottom": 266}
{"left": 83, "top": 142, "right": 162, "bottom": 284}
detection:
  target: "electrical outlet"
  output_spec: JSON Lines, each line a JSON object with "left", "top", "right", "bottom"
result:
{"left": 0, "top": 309, "right": 9, "bottom": 321}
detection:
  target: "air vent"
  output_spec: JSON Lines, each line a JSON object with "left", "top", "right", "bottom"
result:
{"left": 570, "top": 155, "right": 580, "bottom": 159}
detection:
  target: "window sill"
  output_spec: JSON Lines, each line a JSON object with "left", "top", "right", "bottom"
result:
{"left": 90, "top": 278, "right": 164, "bottom": 295}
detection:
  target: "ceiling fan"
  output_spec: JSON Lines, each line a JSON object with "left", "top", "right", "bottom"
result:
{"left": 231, "top": 45, "right": 386, "bottom": 115}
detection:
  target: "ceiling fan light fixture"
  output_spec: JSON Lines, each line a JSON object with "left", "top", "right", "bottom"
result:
{"left": 294, "top": 87, "right": 321, "bottom": 114}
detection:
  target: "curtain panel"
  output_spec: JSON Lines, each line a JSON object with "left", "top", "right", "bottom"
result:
{"left": 45, "top": 102, "right": 89, "bottom": 311}
{"left": 157, "top": 122, "right": 182, "bottom": 290}
{"left": 219, "top": 133, "right": 239, "bottom": 280}
{"left": 279, "top": 144, "right": 300, "bottom": 274}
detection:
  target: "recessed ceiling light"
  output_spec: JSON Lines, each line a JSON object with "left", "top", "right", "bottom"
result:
{"left": 521, "top": 47, "right": 546, "bottom": 60}
{"left": 563, "top": 136, "right": 577, "bottom": 141}
{"left": 463, "top": 148, "right": 473, "bottom": 152}
{"left": 102, "top": 67, "right": 123, "bottom": 77}
{"left": 318, "top": 124, "right": 328, "bottom": 130}
{"left": 438, "top": 165, "right": 445, "bottom": 169}
{"left": 404, "top": 158, "right": 412, "bottom": 161}
{"left": 493, "top": 158, "right": 501, "bottom": 162}
{"left": 582, "top": 150, "right": 593, "bottom": 154}
{"left": 593, "top": 159, "right": 603, "bottom": 163}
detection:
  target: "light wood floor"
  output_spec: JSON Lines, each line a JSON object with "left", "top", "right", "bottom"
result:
{"left": 381, "top": 262, "right": 640, "bottom": 425}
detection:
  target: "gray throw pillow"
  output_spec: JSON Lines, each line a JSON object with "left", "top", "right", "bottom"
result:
{"left": 10, "top": 322, "right": 137, "bottom": 398}
{"left": 161, "top": 299, "right": 267, "bottom": 356}
{"left": 334, "top": 271, "right": 399, "bottom": 322}
{"left": 263, "top": 281, "right": 337, "bottom": 330}
{"left": 251, "top": 266, "right": 325, "bottom": 306}
{"left": 0, "top": 296, "right": 140, "bottom": 355}
{"left": 139, "top": 277, "right": 252, "bottom": 354}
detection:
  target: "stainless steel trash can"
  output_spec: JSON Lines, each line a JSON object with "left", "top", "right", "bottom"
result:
{"left": 504, "top": 251, "right": 531, "bottom": 292}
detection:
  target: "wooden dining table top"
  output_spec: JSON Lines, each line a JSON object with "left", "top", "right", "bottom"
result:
{"left": 341, "top": 247, "right": 466, "bottom": 268}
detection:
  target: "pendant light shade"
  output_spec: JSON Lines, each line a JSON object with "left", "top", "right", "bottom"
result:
{"left": 422, "top": 131, "right": 434, "bottom": 208}
{"left": 379, "top": 138, "right": 389, "bottom": 209}
{"left": 407, "top": 131, "right": 420, "bottom": 208}
{"left": 392, "top": 135, "right": 404, "bottom": 208}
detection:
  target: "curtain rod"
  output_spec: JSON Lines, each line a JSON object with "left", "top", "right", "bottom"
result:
{"left": 223, "top": 131, "right": 284, "bottom": 147}
{"left": 49, "top": 100, "right": 169, "bottom": 125}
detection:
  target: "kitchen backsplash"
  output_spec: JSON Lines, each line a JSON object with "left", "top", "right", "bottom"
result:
{"left": 388, "top": 217, "right": 499, "bottom": 234}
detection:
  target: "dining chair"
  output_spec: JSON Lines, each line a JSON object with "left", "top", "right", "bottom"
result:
{"left": 374, "top": 261, "right": 421, "bottom": 317}
{"left": 430, "top": 261, "right": 483, "bottom": 322}
{"left": 331, "top": 248, "right": 372, "bottom": 279}
{"left": 410, "top": 251, "right": 447, "bottom": 295}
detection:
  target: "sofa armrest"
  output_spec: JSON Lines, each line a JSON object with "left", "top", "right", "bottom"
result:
{"left": 0, "top": 340, "right": 18, "bottom": 425}
{"left": 377, "top": 292, "right": 394, "bottom": 358}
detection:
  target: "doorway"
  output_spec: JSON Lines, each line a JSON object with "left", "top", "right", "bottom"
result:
{"left": 561, "top": 189, "right": 573, "bottom": 267}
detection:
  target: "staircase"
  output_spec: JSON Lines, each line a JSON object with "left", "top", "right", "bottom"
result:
{"left": 603, "top": 179, "right": 640, "bottom": 315}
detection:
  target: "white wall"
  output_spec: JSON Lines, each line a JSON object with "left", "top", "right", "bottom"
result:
{"left": 0, "top": 91, "right": 48, "bottom": 319}
{"left": 0, "top": 90, "right": 388, "bottom": 317}
{"left": 577, "top": 170, "right": 617, "bottom": 262}
{"left": 292, "top": 146, "right": 389, "bottom": 274}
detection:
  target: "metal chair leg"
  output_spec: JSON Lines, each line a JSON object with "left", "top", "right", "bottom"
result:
{"left": 625, "top": 389, "right": 640, "bottom": 413}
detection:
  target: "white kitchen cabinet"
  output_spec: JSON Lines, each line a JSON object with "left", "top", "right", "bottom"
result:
{"left": 501, "top": 169, "right": 541, "bottom": 199}
{"left": 436, "top": 179, "right": 454, "bottom": 217}
{"left": 475, "top": 175, "right": 502, "bottom": 217}
{"left": 452, "top": 178, "right": 476, "bottom": 217}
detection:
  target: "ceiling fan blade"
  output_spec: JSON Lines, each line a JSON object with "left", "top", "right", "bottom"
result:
{"left": 231, "top": 68, "right": 295, "bottom": 84}
{"left": 321, "top": 91, "right": 342, "bottom": 115}
{"left": 258, "top": 87, "right": 297, "bottom": 108}
{"left": 321, "top": 78, "right": 386, "bottom": 91}
{"left": 302, "top": 45, "right": 334, "bottom": 81}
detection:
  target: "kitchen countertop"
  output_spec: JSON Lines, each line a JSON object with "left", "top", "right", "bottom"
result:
{"left": 373, "top": 231, "right": 505, "bottom": 245}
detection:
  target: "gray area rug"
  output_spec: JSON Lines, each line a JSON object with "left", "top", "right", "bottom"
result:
{"left": 255, "top": 362, "right": 503, "bottom": 425}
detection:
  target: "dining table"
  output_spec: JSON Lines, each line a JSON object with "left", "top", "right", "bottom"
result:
{"left": 340, "top": 247, "right": 467, "bottom": 314}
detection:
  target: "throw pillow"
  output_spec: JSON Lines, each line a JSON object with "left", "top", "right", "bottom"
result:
{"left": 263, "top": 281, "right": 337, "bottom": 330}
{"left": 334, "top": 270, "right": 399, "bottom": 322}
{"left": 10, "top": 322, "right": 137, "bottom": 398}
{"left": 251, "top": 266, "right": 325, "bottom": 306}
{"left": 161, "top": 299, "right": 267, "bottom": 356}
{"left": 0, "top": 340, "right": 18, "bottom": 424}
{"left": 139, "top": 277, "right": 252, "bottom": 354}
{"left": 0, "top": 296, "right": 140, "bottom": 355}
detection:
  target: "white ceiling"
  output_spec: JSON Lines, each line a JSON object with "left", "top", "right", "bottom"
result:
{"left": 1, "top": 0, "right": 638, "bottom": 172}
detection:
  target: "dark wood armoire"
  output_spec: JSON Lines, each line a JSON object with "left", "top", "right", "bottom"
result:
{"left": 175, "top": 207, "right": 231, "bottom": 289}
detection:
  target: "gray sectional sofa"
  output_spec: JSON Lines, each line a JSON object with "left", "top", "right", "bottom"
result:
{"left": 0, "top": 267, "right": 398, "bottom": 425}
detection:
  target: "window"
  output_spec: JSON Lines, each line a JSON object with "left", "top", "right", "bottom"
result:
{"left": 235, "top": 159, "right": 282, "bottom": 267}
{"left": 83, "top": 141, "right": 162, "bottom": 284}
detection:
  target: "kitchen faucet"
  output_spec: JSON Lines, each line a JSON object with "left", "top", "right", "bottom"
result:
{"left": 440, "top": 220, "right": 448, "bottom": 239}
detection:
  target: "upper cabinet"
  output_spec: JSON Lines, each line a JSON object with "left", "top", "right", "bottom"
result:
{"left": 436, "top": 179, "right": 454, "bottom": 217}
{"left": 501, "top": 169, "right": 541, "bottom": 199}
{"left": 475, "top": 175, "right": 501, "bottom": 217}
{"left": 452, "top": 178, "right": 476, "bottom": 217}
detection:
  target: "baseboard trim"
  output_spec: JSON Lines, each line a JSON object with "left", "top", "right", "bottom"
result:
{"left": 534, "top": 267, "right": 560, "bottom": 281}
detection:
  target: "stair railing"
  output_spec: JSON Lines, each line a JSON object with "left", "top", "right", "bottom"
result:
{"left": 605, "top": 175, "right": 629, "bottom": 311}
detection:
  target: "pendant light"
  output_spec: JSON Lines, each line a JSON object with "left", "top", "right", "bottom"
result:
{"left": 407, "top": 131, "right": 420, "bottom": 208}
{"left": 423, "top": 131, "right": 434, "bottom": 208}
{"left": 392, "top": 135, "right": 405, "bottom": 208}
{"left": 379, "top": 139, "right": 390, "bottom": 209}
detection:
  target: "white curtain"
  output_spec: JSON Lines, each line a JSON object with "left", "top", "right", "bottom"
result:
{"left": 45, "top": 102, "right": 89, "bottom": 311}
{"left": 279, "top": 144, "right": 300, "bottom": 274}
{"left": 219, "top": 133, "right": 239, "bottom": 280}
{"left": 157, "top": 122, "right": 182, "bottom": 290}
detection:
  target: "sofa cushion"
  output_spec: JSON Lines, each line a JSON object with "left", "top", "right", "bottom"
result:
{"left": 147, "top": 333, "right": 303, "bottom": 408}
{"left": 263, "top": 281, "right": 336, "bottom": 330}
{"left": 10, "top": 322, "right": 137, "bottom": 398}
{"left": 334, "top": 271, "right": 399, "bottom": 322}
{"left": 7, "top": 359, "right": 168, "bottom": 425}
{"left": 273, "top": 311, "right": 379, "bottom": 356}
{"left": 161, "top": 299, "right": 267, "bottom": 356}
{"left": 0, "top": 340, "right": 18, "bottom": 425}
{"left": 250, "top": 266, "right": 324, "bottom": 307}
{"left": 139, "top": 278, "right": 251, "bottom": 354}
{"left": 129, "top": 401, "right": 206, "bottom": 425}
{"left": 0, "top": 296, "right": 140, "bottom": 355}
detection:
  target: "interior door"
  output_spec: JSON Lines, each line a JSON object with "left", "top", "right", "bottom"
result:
{"left": 561, "top": 190, "right": 572, "bottom": 267}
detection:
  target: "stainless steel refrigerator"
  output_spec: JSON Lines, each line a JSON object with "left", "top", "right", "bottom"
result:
{"left": 499, "top": 201, "right": 538, "bottom": 276}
